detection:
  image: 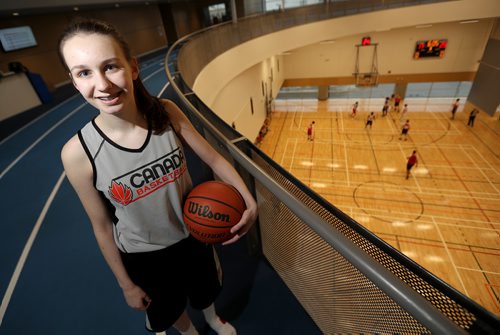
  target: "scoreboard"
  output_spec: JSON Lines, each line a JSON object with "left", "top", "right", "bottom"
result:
{"left": 414, "top": 39, "right": 447, "bottom": 59}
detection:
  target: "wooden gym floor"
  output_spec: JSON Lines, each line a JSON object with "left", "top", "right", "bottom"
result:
{"left": 258, "top": 97, "right": 500, "bottom": 316}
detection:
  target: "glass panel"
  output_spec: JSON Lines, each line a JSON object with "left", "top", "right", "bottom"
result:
{"left": 329, "top": 85, "right": 357, "bottom": 99}
{"left": 328, "top": 84, "right": 394, "bottom": 99}
{"left": 406, "top": 83, "right": 431, "bottom": 98}
{"left": 356, "top": 86, "right": 372, "bottom": 98}
{"left": 277, "top": 86, "right": 318, "bottom": 99}
{"left": 265, "top": 0, "right": 323, "bottom": 11}
{"left": 285, "top": 0, "right": 323, "bottom": 9}
{"left": 457, "top": 81, "right": 472, "bottom": 97}
{"left": 369, "top": 84, "right": 395, "bottom": 98}
{"left": 429, "top": 82, "right": 459, "bottom": 97}
{"left": 265, "top": 0, "right": 281, "bottom": 11}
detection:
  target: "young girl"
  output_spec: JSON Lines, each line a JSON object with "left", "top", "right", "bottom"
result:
{"left": 59, "top": 18, "right": 257, "bottom": 335}
{"left": 382, "top": 97, "right": 389, "bottom": 116}
{"left": 399, "top": 120, "right": 411, "bottom": 141}
{"left": 351, "top": 101, "right": 359, "bottom": 118}
{"left": 307, "top": 121, "right": 315, "bottom": 141}
{"left": 399, "top": 104, "right": 408, "bottom": 125}
{"left": 406, "top": 150, "right": 418, "bottom": 179}
{"left": 365, "top": 112, "right": 375, "bottom": 129}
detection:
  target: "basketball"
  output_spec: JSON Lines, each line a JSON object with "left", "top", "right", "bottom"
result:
{"left": 183, "top": 181, "right": 246, "bottom": 244}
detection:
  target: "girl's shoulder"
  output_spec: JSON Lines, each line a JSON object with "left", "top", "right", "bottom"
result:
{"left": 159, "top": 99, "right": 194, "bottom": 135}
{"left": 61, "top": 133, "right": 92, "bottom": 178}
{"left": 159, "top": 99, "right": 181, "bottom": 130}
{"left": 62, "top": 134, "right": 85, "bottom": 161}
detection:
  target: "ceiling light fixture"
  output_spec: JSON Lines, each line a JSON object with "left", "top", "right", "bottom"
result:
{"left": 460, "top": 20, "right": 479, "bottom": 24}
{"left": 415, "top": 24, "right": 432, "bottom": 29}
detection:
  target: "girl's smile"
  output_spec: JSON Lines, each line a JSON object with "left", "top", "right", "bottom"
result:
{"left": 62, "top": 33, "right": 139, "bottom": 115}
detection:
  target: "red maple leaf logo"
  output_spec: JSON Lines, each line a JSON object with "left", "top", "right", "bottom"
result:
{"left": 108, "top": 181, "right": 133, "bottom": 205}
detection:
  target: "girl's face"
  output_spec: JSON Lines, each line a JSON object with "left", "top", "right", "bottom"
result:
{"left": 62, "top": 33, "right": 139, "bottom": 115}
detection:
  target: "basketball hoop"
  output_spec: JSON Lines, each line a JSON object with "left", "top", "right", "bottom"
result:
{"left": 354, "top": 72, "right": 378, "bottom": 87}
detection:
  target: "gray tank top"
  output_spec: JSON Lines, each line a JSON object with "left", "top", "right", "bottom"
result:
{"left": 78, "top": 118, "right": 192, "bottom": 253}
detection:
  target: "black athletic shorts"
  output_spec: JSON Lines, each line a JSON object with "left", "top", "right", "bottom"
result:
{"left": 120, "top": 235, "right": 221, "bottom": 332}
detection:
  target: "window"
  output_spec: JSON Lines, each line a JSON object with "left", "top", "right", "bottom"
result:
{"left": 406, "top": 82, "right": 472, "bottom": 98}
{"left": 277, "top": 86, "right": 318, "bottom": 99}
{"left": 208, "top": 3, "right": 226, "bottom": 24}
{"left": 328, "top": 84, "right": 395, "bottom": 99}
{"left": 265, "top": 0, "right": 323, "bottom": 11}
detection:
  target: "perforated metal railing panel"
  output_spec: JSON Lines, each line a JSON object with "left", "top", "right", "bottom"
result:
{"left": 165, "top": 1, "right": 499, "bottom": 330}
{"left": 251, "top": 153, "right": 476, "bottom": 334}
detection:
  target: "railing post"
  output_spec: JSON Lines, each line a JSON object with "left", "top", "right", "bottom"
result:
{"left": 231, "top": 0, "right": 238, "bottom": 23}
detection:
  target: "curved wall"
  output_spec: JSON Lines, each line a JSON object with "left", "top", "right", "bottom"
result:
{"left": 192, "top": 0, "right": 500, "bottom": 140}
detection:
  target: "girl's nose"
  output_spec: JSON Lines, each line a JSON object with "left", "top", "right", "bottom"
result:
{"left": 95, "top": 72, "right": 112, "bottom": 90}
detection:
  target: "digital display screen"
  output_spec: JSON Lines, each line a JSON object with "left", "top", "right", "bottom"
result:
{"left": 414, "top": 39, "right": 447, "bottom": 59}
{"left": 0, "top": 26, "right": 38, "bottom": 52}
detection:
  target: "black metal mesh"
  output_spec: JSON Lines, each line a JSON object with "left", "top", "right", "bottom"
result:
{"left": 250, "top": 152, "right": 477, "bottom": 334}
{"left": 165, "top": 1, "right": 500, "bottom": 332}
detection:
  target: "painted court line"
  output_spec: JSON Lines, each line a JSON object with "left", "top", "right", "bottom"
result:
{"left": 289, "top": 138, "right": 298, "bottom": 172}
{"left": 0, "top": 172, "right": 66, "bottom": 327}
{"left": 295, "top": 171, "right": 500, "bottom": 199}
{"left": 343, "top": 141, "right": 350, "bottom": 187}
{"left": 347, "top": 205, "right": 500, "bottom": 230}
{"left": 280, "top": 138, "right": 288, "bottom": 166}
{"left": 428, "top": 110, "right": 448, "bottom": 132}
{"left": 284, "top": 155, "right": 496, "bottom": 172}
{"left": 432, "top": 215, "right": 468, "bottom": 295}
{"left": 290, "top": 164, "right": 500, "bottom": 198}
{"left": 460, "top": 144, "right": 499, "bottom": 193}
{"left": 275, "top": 137, "right": 466, "bottom": 147}
{"left": 455, "top": 266, "right": 500, "bottom": 276}
{"left": 470, "top": 145, "right": 500, "bottom": 178}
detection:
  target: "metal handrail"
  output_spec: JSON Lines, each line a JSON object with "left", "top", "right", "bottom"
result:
{"left": 175, "top": 0, "right": 456, "bottom": 87}
{"left": 163, "top": 4, "right": 471, "bottom": 334}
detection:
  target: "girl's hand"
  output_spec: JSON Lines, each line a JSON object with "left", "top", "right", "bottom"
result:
{"left": 123, "top": 284, "right": 151, "bottom": 310}
{"left": 222, "top": 202, "right": 258, "bottom": 245}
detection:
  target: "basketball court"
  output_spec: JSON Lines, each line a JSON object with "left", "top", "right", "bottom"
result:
{"left": 258, "top": 98, "right": 500, "bottom": 315}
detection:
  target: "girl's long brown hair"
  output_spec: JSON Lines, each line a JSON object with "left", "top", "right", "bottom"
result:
{"left": 58, "top": 18, "right": 170, "bottom": 133}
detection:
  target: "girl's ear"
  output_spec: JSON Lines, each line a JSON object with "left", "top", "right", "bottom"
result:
{"left": 131, "top": 58, "right": 139, "bottom": 80}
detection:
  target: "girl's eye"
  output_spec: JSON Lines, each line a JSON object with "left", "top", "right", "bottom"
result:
{"left": 104, "top": 64, "right": 118, "bottom": 72}
{"left": 77, "top": 70, "right": 90, "bottom": 78}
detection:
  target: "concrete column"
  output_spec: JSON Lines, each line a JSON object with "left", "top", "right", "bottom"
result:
{"left": 231, "top": 0, "right": 238, "bottom": 23}
{"left": 394, "top": 83, "right": 407, "bottom": 99}
{"left": 318, "top": 85, "right": 329, "bottom": 101}
{"left": 468, "top": 37, "right": 500, "bottom": 116}
{"left": 158, "top": 3, "right": 178, "bottom": 43}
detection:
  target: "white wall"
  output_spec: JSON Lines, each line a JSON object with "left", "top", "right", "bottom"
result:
{"left": 193, "top": 0, "right": 500, "bottom": 140}
{"left": 210, "top": 55, "right": 284, "bottom": 141}
{"left": 284, "top": 19, "right": 493, "bottom": 78}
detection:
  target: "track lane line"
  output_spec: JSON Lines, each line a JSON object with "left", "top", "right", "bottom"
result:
{"left": 0, "top": 172, "right": 66, "bottom": 326}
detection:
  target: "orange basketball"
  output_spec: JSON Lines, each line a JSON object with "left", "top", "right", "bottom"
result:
{"left": 183, "top": 181, "right": 246, "bottom": 244}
